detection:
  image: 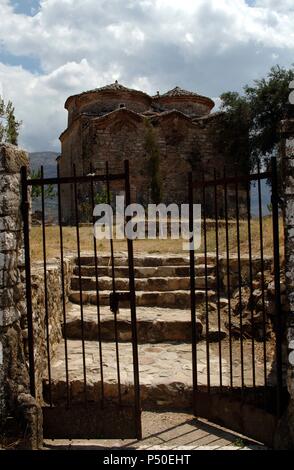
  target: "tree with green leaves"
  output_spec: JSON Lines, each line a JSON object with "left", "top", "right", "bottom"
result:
{"left": 219, "top": 65, "right": 294, "bottom": 171}
{"left": 0, "top": 97, "right": 21, "bottom": 145}
{"left": 30, "top": 169, "right": 56, "bottom": 201}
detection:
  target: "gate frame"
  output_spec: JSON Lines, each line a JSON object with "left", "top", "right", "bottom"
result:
{"left": 188, "top": 157, "right": 286, "bottom": 446}
{"left": 20, "top": 160, "right": 142, "bottom": 440}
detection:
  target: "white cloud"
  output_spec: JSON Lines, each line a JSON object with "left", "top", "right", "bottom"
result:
{"left": 0, "top": 59, "right": 116, "bottom": 151}
{"left": 0, "top": 0, "right": 293, "bottom": 150}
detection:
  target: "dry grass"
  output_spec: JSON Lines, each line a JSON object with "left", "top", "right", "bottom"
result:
{"left": 30, "top": 216, "right": 284, "bottom": 262}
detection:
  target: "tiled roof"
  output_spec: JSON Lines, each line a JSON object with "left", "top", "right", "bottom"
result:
{"left": 92, "top": 81, "right": 136, "bottom": 93}
{"left": 155, "top": 86, "right": 200, "bottom": 98}
{"left": 65, "top": 81, "right": 151, "bottom": 107}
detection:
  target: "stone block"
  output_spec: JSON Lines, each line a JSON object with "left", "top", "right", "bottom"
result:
{"left": 0, "top": 215, "right": 21, "bottom": 232}
{"left": 0, "top": 306, "right": 21, "bottom": 327}
{"left": 0, "top": 267, "right": 21, "bottom": 287}
{"left": 0, "top": 173, "right": 21, "bottom": 192}
{"left": 0, "top": 287, "right": 15, "bottom": 308}
{"left": 0, "top": 144, "right": 28, "bottom": 174}
{"left": 0, "top": 251, "right": 17, "bottom": 271}
{"left": 0, "top": 191, "right": 21, "bottom": 216}
{"left": 0, "top": 231, "right": 17, "bottom": 251}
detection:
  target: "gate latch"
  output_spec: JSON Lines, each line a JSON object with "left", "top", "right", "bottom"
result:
{"left": 110, "top": 292, "right": 131, "bottom": 314}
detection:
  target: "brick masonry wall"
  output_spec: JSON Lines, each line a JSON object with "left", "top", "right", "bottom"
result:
{"left": 60, "top": 108, "right": 243, "bottom": 222}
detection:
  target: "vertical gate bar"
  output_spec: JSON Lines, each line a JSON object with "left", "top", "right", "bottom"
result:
{"left": 271, "top": 156, "right": 283, "bottom": 418}
{"left": 73, "top": 164, "right": 87, "bottom": 403}
{"left": 90, "top": 168, "right": 105, "bottom": 407}
{"left": 246, "top": 180, "right": 256, "bottom": 390}
{"left": 224, "top": 167, "right": 233, "bottom": 387}
{"left": 57, "top": 163, "right": 70, "bottom": 407}
{"left": 188, "top": 173, "right": 198, "bottom": 403}
{"left": 40, "top": 166, "right": 52, "bottom": 406}
{"left": 105, "top": 161, "right": 122, "bottom": 405}
{"left": 21, "top": 166, "right": 36, "bottom": 397}
{"left": 214, "top": 169, "right": 223, "bottom": 390}
{"left": 257, "top": 162, "right": 268, "bottom": 389}
{"left": 235, "top": 166, "right": 245, "bottom": 390}
{"left": 124, "top": 159, "right": 142, "bottom": 440}
{"left": 202, "top": 176, "right": 210, "bottom": 392}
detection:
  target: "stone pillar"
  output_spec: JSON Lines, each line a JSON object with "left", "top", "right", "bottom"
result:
{"left": 0, "top": 144, "right": 42, "bottom": 449}
{"left": 275, "top": 119, "right": 294, "bottom": 449}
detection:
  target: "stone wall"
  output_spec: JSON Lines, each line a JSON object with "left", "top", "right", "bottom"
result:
{"left": 28, "top": 259, "right": 73, "bottom": 402}
{"left": 0, "top": 144, "right": 74, "bottom": 449}
{"left": 60, "top": 109, "right": 246, "bottom": 223}
{"left": 275, "top": 119, "right": 294, "bottom": 449}
{"left": 275, "top": 119, "right": 294, "bottom": 450}
{"left": 0, "top": 144, "right": 42, "bottom": 449}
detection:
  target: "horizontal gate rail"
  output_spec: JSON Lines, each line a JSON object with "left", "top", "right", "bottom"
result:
{"left": 25, "top": 172, "right": 126, "bottom": 186}
{"left": 192, "top": 170, "right": 271, "bottom": 188}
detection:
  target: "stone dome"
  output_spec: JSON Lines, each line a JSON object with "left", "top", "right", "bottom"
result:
{"left": 153, "top": 86, "right": 214, "bottom": 117}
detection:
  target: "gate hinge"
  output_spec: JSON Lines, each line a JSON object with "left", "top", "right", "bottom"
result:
{"left": 110, "top": 292, "right": 131, "bottom": 314}
{"left": 271, "top": 194, "right": 284, "bottom": 208}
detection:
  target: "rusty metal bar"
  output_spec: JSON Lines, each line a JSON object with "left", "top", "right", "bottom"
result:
{"left": 213, "top": 169, "right": 223, "bottom": 390}
{"left": 235, "top": 166, "right": 245, "bottom": 390}
{"left": 57, "top": 163, "right": 70, "bottom": 407}
{"left": 27, "top": 173, "right": 126, "bottom": 186}
{"left": 188, "top": 172, "right": 198, "bottom": 401}
{"left": 73, "top": 164, "right": 87, "bottom": 403}
{"left": 124, "top": 159, "right": 142, "bottom": 440}
{"left": 21, "top": 166, "right": 36, "bottom": 397}
{"left": 105, "top": 161, "right": 122, "bottom": 405}
{"left": 246, "top": 179, "right": 256, "bottom": 390}
{"left": 271, "top": 157, "right": 283, "bottom": 417}
{"left": 257, "top": 162, "right": 268, "bottom": 389}
{"left": 89, "top": 166, "right": 105, "bottom": 407}
{"left": 193, "top": 171, "right": 271, "bottom": 189}
{"left": 40, "top": 166, "right": 52, "bottom": 406}
{"left": 223, "top": 167, "right": 233, "bottom": 388}
{"left": 202, "top": 175, "right": 210, "bottom": 392}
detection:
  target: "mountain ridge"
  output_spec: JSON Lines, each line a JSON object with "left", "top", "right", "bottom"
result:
{"left": 29, "top": 151, "right": 59, "bottom": 177}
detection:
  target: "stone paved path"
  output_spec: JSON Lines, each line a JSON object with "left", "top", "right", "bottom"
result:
{"left": 43, "top": 411, "right": 266, "bottom": 450}
{"left": 45, "top": 338, "right": 274, "bottom": 406}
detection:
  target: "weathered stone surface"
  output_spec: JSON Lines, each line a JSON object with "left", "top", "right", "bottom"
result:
{"left": 275, "top": 118, "right": 294, "bottom": 449}
{"left": 64, "top": 304, "right": 203, "bottom": 343}
{"left": 30, "top": 261, "right": 74, "bottom": 402}
{"left": 0, "top": 145, "right": 41, "bottom": 449}
{"left": 59, "top": 83, "right": 245, "bottom": 223}
{"left": 0, "top": 307, "right": 21, "bottom": 327}
{"left": 0, "top": 232, "right": 17, "bottom": 251}
{"left": 44, "top": 339, "right": 276, "bottom": 408}
{"left": 0, "top": 144, "right": 28, "bottom": 173}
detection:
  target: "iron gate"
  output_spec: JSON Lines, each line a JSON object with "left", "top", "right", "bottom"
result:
{"left": 188, "top": 157, "right": 287, "bottom": 446}
{"left": 21, "top": 160, "right": 141, "bottom": 439}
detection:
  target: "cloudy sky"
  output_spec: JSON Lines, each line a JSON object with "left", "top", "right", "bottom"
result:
{"left": 0, "top": 0, "right": 293, "bottom": 152}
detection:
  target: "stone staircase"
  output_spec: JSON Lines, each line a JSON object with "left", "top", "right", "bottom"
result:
{"left": 69, "top": 254, "right": 217, "bottom": 309}
{"left": 44, "top": 253, "right": 269, "bottom": 419}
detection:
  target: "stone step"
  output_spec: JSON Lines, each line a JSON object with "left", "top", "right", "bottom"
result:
{"left": 77, "top": 253, "right": 217, "bottom": 268}
{"left": 69, "top": 289, "right": 216, "bottom": 309}
{"left": 73, "top": 264, "right": 216, "bottom": 278}
{"left": 44, "top": 340, "right": 273, "bottom": 408}
{"left": 70, "top": 276, "right": 217, "bottom": 292}
{"left": 64, "top": 305, "right": 203, "bottom": 342}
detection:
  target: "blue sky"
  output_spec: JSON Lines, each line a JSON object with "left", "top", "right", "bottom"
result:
{"left": 0, "top": 0, "right": 293, "bottom": 152}
{"left": 11, "top": 0, "right": 40, "bottom": 15}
